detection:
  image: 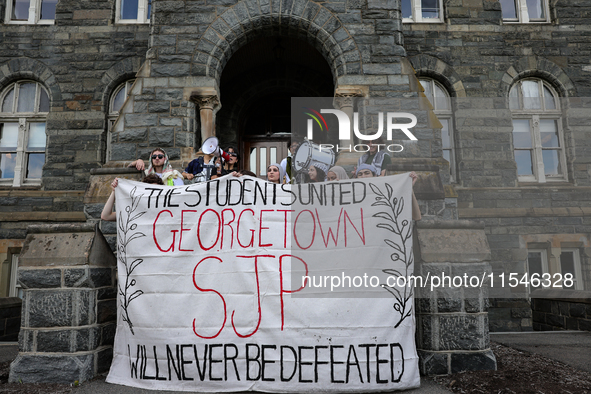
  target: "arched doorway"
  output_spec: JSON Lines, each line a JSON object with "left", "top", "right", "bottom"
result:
{"left": 216, "top": 36, "right": 334, "bottom": 177}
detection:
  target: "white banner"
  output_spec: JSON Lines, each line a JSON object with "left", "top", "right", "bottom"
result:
{"left": 107, "top": 174, "right": 419, "bottom": 392}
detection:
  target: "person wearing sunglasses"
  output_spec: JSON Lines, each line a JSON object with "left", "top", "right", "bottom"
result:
{"left": 128, "top": 148, "right": 184, "bottom": 186}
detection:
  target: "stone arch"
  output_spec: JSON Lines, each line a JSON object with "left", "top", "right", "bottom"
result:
{"left": 408, "top": 54, "right": 466, "bottom": 97}
{"left": 99, "top": 57, "right": 145, "bottom": 112}
{"left": 500, "top": 56, "right": 575, "bottom": 98}
{"left": 0, "top": 57, "right": 61, "bottom": 104}
{"left": 191, "top": 0, "right": 362, "bottom": 83}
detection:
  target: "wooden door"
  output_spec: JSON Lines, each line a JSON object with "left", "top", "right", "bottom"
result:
{"left": 243, "top": 139, "right": 289, "bottom": 179}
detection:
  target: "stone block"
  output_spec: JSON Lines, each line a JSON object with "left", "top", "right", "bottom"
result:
{"left": 578, "top": 319, "right": 591, "bottom": 332}
{"left": 18, "top": 269, "right": 61, "bottom": 289}
{"left": 565, "top": 317, "right": 579, "bottom": 330}
{"left": 64, "top": 268, "right": 91, "bottom": 287}
{"left": 149, "top": 127, "right": 175, "bottom": 146}
{"left": 546, "top": 313, "right": 565, "bottom": 328}
{"left": 96, "top": 347, "right": 113, "bottom": 374}
{"left": 27, "top": 290, "right": 73, "bottom": 328}
{"left": 415, "top": 225, "right": 491, "bottom": 263}
{"left": 110, "top": 144, "right": 137, "bottom": 161}
{"left": 418, "top": 350, "right": 448, "bottom": 375}
{"left": 100, "top": 322, "right": 117, "bottom": 346}
{"left": 97, "top": 299, "right": 117, "bottom": 324}
{"left": 37, "top": 330, "right": 71, "bottom": 353}
{"left": 558, "top": 301, "right": 570, "bottom": 316}
{"left": 125, "top": 114, "right": 158, "bottom": 127}
{"left": 9, "top": 354, "right": 94, "bottom": 384}
{"left": 89, "top": 268, "right": 112, "bottom": 287}
{"left": 439, "top": 315, "right": 486, "bottom": 351}
{"left": 570, "top": 303, "right": 586, "bottom": 318}
{"left": 75, "top": 326, "right": 100, "bottom": 352}
{"left": 450, "top": 350, "right": 496, "bottom": 373}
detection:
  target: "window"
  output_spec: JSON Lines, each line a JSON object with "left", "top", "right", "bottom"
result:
{"left": 560, "top": 249, "right": 583, "bottom": 291}
{"left": 0, "top": 81, "right": 48, "bottom": 187}
{"left": 4, "top": 0, "right": 57, "bottom": 24}
{"left": 527, "top": 250, "right": 549, "bottom": 292}
{"left": 500, "top": 0, "right": 549, "bottom": 23}
{"left": 527, "top": 248, "right": 584, "bottom": 292}
{"left": 116, "top": 0, "right": 152, "bottom": 24}
{"left": 510, "top": 79, "right": 565, "bottom": 183}
{"left": 107, "top": 80, "right": 135, "bottom": 160}
{"left": 419, "top": 78, "right": 456, "bottom": 182}
{"left": 9, "top": 252, "right": 23, "bottom": 298}
{"left": 401, "top": 0, "right": 443, "bottom": 23}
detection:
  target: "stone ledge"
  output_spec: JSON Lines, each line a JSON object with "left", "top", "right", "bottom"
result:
{"left": 458, "top": 207, "right": 591, "bottom": 218}
{"left": 531, "top": 288, "right": 591, "bottom": 304}
{"left": 0, "top": 212, "right": 87, "bottom": 222}
{"left": 416, "top": 219, "right": 484, "bottom": 230}
{"left": 0, "top": 191, "right": 84, "bottom": 197}
{"left": 27, "top": 223, "right": 96, "bottom": 234}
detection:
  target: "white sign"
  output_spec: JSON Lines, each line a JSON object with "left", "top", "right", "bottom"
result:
{"left": 107, "top": 174, "right": 419, "bottom": 392}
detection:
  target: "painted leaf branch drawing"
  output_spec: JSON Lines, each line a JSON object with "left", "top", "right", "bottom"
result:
{"left": 370, "top": 182, "right": 414, "bottom": 328}
{"left": 118, "top": 186, "right": 146, "bottom": 335}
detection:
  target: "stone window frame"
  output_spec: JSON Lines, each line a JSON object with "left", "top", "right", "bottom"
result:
{"left": 418, "top": 77, "right": 456, "bottom": 183}
{"left": 500, "top": 0, "right": 550, "bottom": 24}
{"left": 401, "top": 0, "right": 445, "bottom": 23}
{"left": 509, "top": 78, "right": 567, "bottom": 184}
{"left": 527, "top": 245, "right": 585, "bottom": 292}
{"left": 3, "top": 0, "right": 56, "bottom": 25}
{"left": 115, "top": 0, "right": 151, "bottom": 24}
{"left": 107, "top": 79, "right": 135, "bottom": 161}
{"left": 0, "top": 81, "right": 49, "bottom": 187}
{"left": 8, "top": 248, "right": 22, "bottom": 298}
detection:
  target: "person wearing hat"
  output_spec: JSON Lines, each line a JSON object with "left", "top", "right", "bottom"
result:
{"left": 355, "top": 163, "right": 378, "bottom": 178}
{"left": 267, "top": 163, "right": 285, "bottom": 184}
{"left": 307, "top": 163, "right": 327, "bottom": 183}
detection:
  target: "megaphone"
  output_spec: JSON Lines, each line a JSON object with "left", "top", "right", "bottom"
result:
{"left": 201, "top": 136, "right": 232, "bottom": 162}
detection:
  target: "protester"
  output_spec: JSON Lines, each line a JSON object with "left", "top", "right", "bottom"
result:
{"left": 237, "top": 169, "right": 256, "bottom": 177}
{"left": 355, "top": 163, "right": 378, "bottom": 178}
{"left": 267, "top": 163, "right": 285, "bottom": 184}
{"left": 182, "top": 154, "right": 206, "bottom": 183}
{"left": 354, "top": 137, "right": 391, "bottom": 177}
{"left": 101, "top": 175, "right": 164, "bottom": 222}
{"left": 129, "top": 148, "right": 184, "bottom": 186}
{"left": 307, "top": 163, "right": 327, "bottom": 183}
{"left": 327, "top": 166, "right": 349, "bottom": 181}
{"left": 209, "top": 146, "right": 239, "bottom": 180}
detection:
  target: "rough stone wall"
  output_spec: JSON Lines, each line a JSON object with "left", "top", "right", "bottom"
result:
{"left": 532, "top": 295, "right": 591, "bottom": 331}
{"left": 402, "top": 0, "right": 591, "bottom": 331}
{"left": 0, "top": 0, "right": 149, "bottom": 238}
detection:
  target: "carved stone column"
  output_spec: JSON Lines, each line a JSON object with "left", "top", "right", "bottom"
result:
{"left": 334, "top": 87, "right": 364, "bottom": 166}
{"left": 190, "top": 88, "right": 221, "bottom": 143}
{"left": 334, "top": 88, "right": 364, "bottom": 145}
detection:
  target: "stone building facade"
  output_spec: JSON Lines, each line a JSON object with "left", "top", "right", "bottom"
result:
{"left": 0, "top": 0, "right": 590, "bottom": 346}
